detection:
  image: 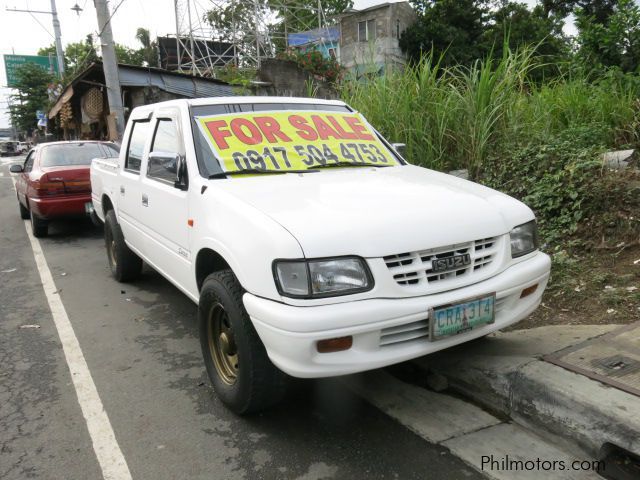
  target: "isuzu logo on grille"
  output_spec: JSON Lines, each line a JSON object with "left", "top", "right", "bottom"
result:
{"left": 431, "top": 254, "right": 471, "bottom": 273}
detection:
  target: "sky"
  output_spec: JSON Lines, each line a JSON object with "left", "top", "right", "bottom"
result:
{"left": 1, "top": 0, "right": 541, "bottom": 128}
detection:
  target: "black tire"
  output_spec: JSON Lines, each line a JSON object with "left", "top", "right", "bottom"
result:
{"left": 199, "top": 270, "right": 287, "bottom": 414}
{"left": 104, "top": 210, "right": 142, "bottom": 282}
{"left": 18, "top": 196, "right": 29, "bottom": 220}
{"left": 89, "top": 209, "right": 103, "bottom": 227}
{"left": 30, "top": 210, "right": 48, "bottom": 237}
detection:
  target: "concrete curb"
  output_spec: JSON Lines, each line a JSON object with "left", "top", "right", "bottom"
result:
{"left": 412, "top": 325, "right": 640, "bottom": 459}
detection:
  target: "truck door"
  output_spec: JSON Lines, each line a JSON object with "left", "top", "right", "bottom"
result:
{"left": 138, "top": 109, "right": 191, "bottom": 288}
{"left": 118, "top": 117, "right": 152, "bottom": 253}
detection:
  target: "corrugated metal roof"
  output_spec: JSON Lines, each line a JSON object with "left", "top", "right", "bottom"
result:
{"left": 118, "top": 67, "right": 237, "bottom": 97}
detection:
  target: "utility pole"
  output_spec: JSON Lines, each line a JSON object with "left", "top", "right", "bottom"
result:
{"left": 5, "top": 0, "right": 65, "bottom": 78}
{"left": 50, "top": 0, "right": 65, "bottom": 77}
{"left": 93, "top": 0, "right": 125, "bottom": 140}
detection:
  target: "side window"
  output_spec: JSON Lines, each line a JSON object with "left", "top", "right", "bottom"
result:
{"left": 358, "top": 19, "right": 375, "bottom": 42}
{"left": 125, "top": 120, "right": 151, "bottom": 173}
{"left": 147, "top": 118, "right": 184, "bottom": 183}
{"left": 24, "top": 151, "right": 35, "bottom": 172}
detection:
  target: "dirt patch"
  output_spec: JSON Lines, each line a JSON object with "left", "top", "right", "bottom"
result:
{"left": 513, "top": 244, "right": 640, "bottom": 330}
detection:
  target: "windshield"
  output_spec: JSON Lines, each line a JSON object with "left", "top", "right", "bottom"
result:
{"left": 41, "top": 143, "right": 119, "bottom": 167}
{"left": 191, "top": 103, "right": 402, "bottom": 178}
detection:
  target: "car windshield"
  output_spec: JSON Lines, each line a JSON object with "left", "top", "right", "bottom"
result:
{"left": 191, "top": 103, "right": 402, "bottom": 178}
{"left": 40, "top": 143, "right": 119, "bottom": 167}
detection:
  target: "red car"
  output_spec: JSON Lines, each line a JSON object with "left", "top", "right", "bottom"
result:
{"left": 10, "top": 141, "right": 119, "bottom": 237}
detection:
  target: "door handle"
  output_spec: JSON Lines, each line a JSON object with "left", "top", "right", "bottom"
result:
{"left": 120, "top": 185, "right": 125, "bottom": 195}
{"left": 142, "top": 193, "right": 148, "bottom": 207}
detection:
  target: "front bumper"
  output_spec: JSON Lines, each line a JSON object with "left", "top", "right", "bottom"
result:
{"left": 29, "top": 194, "right": 91, "bottom": 219}
{"left": 244, "top": 251, "right": 551, "bottom": 378}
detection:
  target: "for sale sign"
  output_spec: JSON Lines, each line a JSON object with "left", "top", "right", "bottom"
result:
{"left": 195, "top": 111, "right": 399, "bottom": 173}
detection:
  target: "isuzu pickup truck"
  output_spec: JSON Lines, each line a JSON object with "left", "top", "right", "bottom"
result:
{"left": 91, "top": 97, "right": 551, "bottom": 414}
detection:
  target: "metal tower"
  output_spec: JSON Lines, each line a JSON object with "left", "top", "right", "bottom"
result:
{"left": 172, "top": 0, "right": 331, "bottom": 74}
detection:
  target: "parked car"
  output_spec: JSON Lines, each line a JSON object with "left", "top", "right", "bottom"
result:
{"left": 10, "top": 141, "right": 119, "bottom": 237}
{"left": 0, "top": 141, "right": 19, "bottom": 157}
{"left": 91, "top": 97, "right": 551, "bottom": 414}
{"left": 17, "top": 142, "right": 30, "bottom": 154}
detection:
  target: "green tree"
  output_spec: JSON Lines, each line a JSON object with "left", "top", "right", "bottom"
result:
{"left": 576, "top": 0, "right": 640, "bottom": 72}
{"left": 38, "top": 34, "right": 99, "bottom": 76}
{"left": 399, "top": 0, "right": 490, "bottom": 67}
{"left": 135, "top": 28, "right": 158, "bottom": 66}
{"left": 482, "top": 2, "right": 570, "bottom": 79}
{"left": 8, "top": 63, "right": 53, "bottom": 134}
{"left": 272, "top": 0, "right": 353, "bottom": 33}
{"left": 114, "top": 44, "right": 144, "bottom": 65}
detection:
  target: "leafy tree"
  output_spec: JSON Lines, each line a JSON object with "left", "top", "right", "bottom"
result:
{"left": 114, "top": 44, "right": 144, "bottom": 65}
{"left": 576, "top": 0, "right": 618, "bottom": 25}
{"left": 135, "top": 28, "right": 158, "bottom": 66}
{"left": 272, "top": 0, "right": 353, "bottom": 33}
{"left": 482, "top": 2, "right": 570, "bottom": 78}
{"left": 575, "top": 0, "right": 640, "bottom": 72}
{"left": 400, "top": 0, "right": 490, "bottom": 67}
{"left": 8, "top": 63, "right": 53, "bottom": 134}
{"left": 38, "top": 34, "right": 99, "bottom": 76}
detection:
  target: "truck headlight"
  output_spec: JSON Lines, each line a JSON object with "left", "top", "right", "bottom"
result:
{"left": 274, "top": 257, "right": 373, "bottom": 298}
{"left": 510, "top": 220, "right": 539, "bottom": 258}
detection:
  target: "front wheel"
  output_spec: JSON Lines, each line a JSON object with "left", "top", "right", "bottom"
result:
{"left": 199, "top": 270, "right": 287, "bottom": 414}
{"left": 18, "top": 196, "right": 29, "bottom": 220}
{"left": 104, "top": 210, "right": 142, "bottom": 282}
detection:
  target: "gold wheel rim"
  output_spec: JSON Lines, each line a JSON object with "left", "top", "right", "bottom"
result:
{"left": 207, "top": 303, "right": 238, "bottom": 385}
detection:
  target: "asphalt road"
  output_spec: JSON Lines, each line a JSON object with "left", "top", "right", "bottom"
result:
{"left": 0, "top": 156, "right": 481, "bottom": 480}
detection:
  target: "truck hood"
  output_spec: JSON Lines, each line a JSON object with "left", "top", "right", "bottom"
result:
{"left": 214, "top": 165, "right": 534, "bottom": 258}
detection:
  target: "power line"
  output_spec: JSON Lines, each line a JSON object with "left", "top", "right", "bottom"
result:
{"left": 97, "top": 0, "right": 127, "bottom": 38}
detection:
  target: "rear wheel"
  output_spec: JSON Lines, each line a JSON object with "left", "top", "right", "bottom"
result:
{"left": 199, "top": 270, "right": 287, "bottom": 414}
{"left": 104, "top": 210, "right": 142, "bottom": 282}
{"left": 18, "top": 196, "right": 29, "bottom": 220}
{"left": 30, "top": 210, "right": 48, "bottom": 237}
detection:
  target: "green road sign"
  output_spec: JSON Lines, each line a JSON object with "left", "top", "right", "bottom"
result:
{"left": 3, "top": 54, "right": 59, "bottom": 87}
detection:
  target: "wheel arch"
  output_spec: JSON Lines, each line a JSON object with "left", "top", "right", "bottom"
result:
{"left": 195, "top": 248, "right": 233, "bottom": 292}
{"left": 102, "top": 194, "right": 114, "bottom": 215}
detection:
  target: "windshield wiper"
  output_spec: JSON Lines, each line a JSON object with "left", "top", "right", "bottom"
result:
{"left": 313, "top": 161, "right": 392, "bottom": 169}
{"left": 208, "top": 168, "right": 318, "bottom": 179}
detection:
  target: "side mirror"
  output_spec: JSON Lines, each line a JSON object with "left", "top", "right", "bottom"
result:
{"left": 149, "top": 151, "right": 188, "bottom": 190}
{"left": 10, "top": 164, "right": 23, "bottom": 173}
{"left": 174, "top": 155, "right": 188, "bottom": 191}
{"left": 391, "top": 143, "right": 406, "bottom": 157}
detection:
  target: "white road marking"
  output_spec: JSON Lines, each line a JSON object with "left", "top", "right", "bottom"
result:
{"left": 12, "top": 178, "right": 132, "bottom": 480}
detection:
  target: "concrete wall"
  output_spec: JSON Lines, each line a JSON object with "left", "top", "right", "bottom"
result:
{"left": 339, "top": 2, "right": 416, "bottom": 74}
{"left": 256, "top": 58, "right": 338, "bottom": 99}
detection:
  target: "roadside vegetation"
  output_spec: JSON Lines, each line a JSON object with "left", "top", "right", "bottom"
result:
{"left": 340, "top": 49, "right": 639, "bottom": 326}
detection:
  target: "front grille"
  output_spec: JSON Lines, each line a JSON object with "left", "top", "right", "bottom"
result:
{"left": 380, "top": 319, "right": 429, "bottom": 346}
{"left": 384, "top": 237, "right": 500, "bottom": 287}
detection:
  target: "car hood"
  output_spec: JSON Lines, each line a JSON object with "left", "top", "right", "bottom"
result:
{"left": 214, "top": 165, "right": 534, "bottom": 258}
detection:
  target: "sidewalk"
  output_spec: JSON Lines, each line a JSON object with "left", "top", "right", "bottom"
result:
{"left": 412, "top": 324, "right": 640, "bottom": 461}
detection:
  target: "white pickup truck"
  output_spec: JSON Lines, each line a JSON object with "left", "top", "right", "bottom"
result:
{"left": 91, "top": 97, "right": 551, "bottom": 414}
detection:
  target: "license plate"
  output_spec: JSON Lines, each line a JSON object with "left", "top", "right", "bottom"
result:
{"left": 84, "top": 202, "right": 94, "bottom": 214}
{"left": 429, "top": 293, "right": 496, "bottom": 341}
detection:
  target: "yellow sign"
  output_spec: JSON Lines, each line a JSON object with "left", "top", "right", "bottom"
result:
{"left": 195, "top": 111, "right": 398, "bottom": 173}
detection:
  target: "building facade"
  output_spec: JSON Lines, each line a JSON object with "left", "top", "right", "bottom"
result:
{"left": 339, "top": 2, "right": 416, "bottom": 75}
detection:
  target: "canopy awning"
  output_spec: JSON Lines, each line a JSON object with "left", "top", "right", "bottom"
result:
{"left": 48, "top": 86, "right": 74, "bottom": 119}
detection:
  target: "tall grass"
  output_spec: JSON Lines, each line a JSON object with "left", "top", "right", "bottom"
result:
{"left": 339, "top": 49, "right": 640, "bottom": 177}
